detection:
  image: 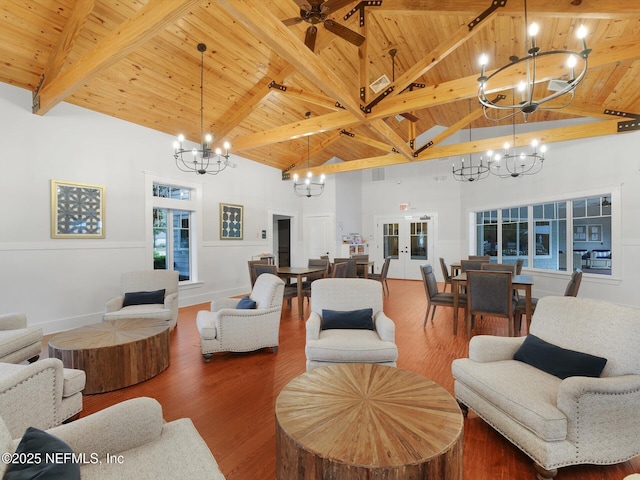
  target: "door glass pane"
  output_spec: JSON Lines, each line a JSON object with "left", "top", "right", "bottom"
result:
{"left": 410, "top": 222, "right": 427, "bottom": 260}
{"left": 533, "top": 201, "right": 566, "bottom": 271}
{"left": 153, "top": 208, "right": 168, "bottom": 270}
{"left": 173, "top": 210, "right": 190, "bottom": 281}
{"left": 383, "top": 223, "right": 399, "bottom": 259}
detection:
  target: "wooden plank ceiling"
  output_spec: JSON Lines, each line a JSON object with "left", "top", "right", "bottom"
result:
{"left": 2, "top": 0, "right": 640, "bottom": 178}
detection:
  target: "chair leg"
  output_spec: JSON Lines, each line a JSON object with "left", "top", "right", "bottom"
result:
{"left": 27, "top": 355, "right": 40, "bottom": 363}
{"left": 423, "top": 305, "right": 431, "bottom": 328}
{"left": 534, "top": 463, "right": 558, "bottom": 480}
{"left": 203, "top": 353, "right": 213, "bottom": 363}
{"left": 430, "top": 305, "right": 437, "bottom": 324}
{"left": 271, "top": 346, "right": 278, "bottom": 353}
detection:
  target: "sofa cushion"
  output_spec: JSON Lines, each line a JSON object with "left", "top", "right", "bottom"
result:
{"left": 321, "top": 308, "right": 374, "bottom": 330}
{"left": 514, "top": 334, "right": 607, "bottom": 380}
{"left": 123, "top": 289, "right": 166, "bottom": 307}
{"left": 103, "top": 305, "right": 171, "bottom": 321}
{"left": 4, "top": 427, "right": 80, "bottom": 480}
{"left": 236, "top": 296, "right": 257, "bottom": 309}
{"left": 0, "top": 328, "right": 43, "bottom": 356}
{"left": 452, "top": 358, "right": 567, "bottom": 441}
{"left": 62, "top": 368, "right": 86, "bottom": 398}
{"left": 306, "top": 329, "right": 397, "bottom": 363}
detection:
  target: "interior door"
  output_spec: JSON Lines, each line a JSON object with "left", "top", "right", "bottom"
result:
{"left": 304, "top": 214, "right": 333, "bottom": 260}
{"left": 379, "top": 216, "right": 433, "bottom": 280}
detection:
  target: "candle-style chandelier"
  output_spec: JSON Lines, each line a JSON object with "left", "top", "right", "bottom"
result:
{"left": 173, "top": 43, "right": 231, "bottom": 175}
{"left": 293, "top": 133, "right": 325, "bottom": 197}
{"left": 452, "top": 112, "right": 490, "bottom": 183}
{"left": 477, "top": 0, "right": 591, "bottom": 122}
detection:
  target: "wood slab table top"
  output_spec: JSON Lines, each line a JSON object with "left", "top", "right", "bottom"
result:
{"left": 48, "top": 318, "right": 170, "bottom": 394}
{"left": 275, "top": 363, "right": 463, "bottom": 479}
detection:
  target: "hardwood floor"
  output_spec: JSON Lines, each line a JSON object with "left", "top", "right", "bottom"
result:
{"left": 40, "top": 279, "right": 639, "bottom": 479}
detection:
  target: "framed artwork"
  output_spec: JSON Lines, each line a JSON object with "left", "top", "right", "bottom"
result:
{"left": 588, "top": 224, "right": 602, "bottom": 242}
{"left": 220, "top": 203, "right": 243, "bottom": 239}
{"left": 573, "top": 225, "right": 586, "bottom": 242}
{"left": 51, "top": 180, "right": 105, "bottom": 238}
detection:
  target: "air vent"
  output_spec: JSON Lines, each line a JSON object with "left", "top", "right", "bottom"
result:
{"left": 547, "top": 79, "right": 570, "bottom": 92}
{"left": 370, "top": 74, "right": 391, "bottom": 94}
{"left": 372, "top": 167, "right": 385, "bottom": 182}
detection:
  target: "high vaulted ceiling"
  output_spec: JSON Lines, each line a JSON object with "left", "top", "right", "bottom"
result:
{"left": 2, "top": 0, "right": 640, "bottom": 178}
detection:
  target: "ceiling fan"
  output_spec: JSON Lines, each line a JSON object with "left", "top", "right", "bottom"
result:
{"left": 389, "top": 48, "right": 420, "bottom": 123}
{"left": 282, "top": 0, "right": 365, "bottom": 52}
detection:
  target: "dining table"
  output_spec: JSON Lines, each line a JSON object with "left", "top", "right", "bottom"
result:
{"left": 451, "top": 272, "right": 534, "bottom": 337}
{"left": 276, "top": 266, "right": 328, "bottom": 320}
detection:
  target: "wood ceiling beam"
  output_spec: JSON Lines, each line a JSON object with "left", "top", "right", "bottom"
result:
{"left": 38, "top": 0, "right": 95, "bottom": 93}
{"left": 374, "top": 0, "right": 640, "bottom": 18}
{"left": 215, "top": 0, "right": 365, "bottom": 121}
{"left": 293, "top": 119, "right": 625, "bottom": 176}
{"left": 340, "top": 131, "right": 394, "bottom": 153}
{"left": 271, "top": 85, "right": 343, "bottom": 111}
{"left": 368, "top": 118, "right": 414, "bottom": 161}
{"left": 288, "top": 131, "right": 343, "bottom": 171}
{"left": 413, "top": 107, "right": 485, "bottom": 155}
{"left": 33, "top": 0, "right": 204, "bottom": 115}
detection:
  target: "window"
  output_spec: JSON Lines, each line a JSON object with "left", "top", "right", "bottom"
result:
{"left": 410, "top": 221, "right": 428, "bottom": 260}
{"left": 149, "top": 179, "right": 201, "bottom": 283}
{"left": 383, "top": 223, "right": 399, "bottom": 259}
{"left": 473, "top": 194, "right": 612, "bottom": 275}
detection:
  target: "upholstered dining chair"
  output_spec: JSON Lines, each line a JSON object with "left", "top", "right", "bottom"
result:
{"left": 196, "top": 273, "right": 285, "bottom": 362}
{"left": 369, "top": 256, "right": 391, "bottom": 296}
{"left": 460, "top": 259, "right": 489, "bottom": 272}
{"left": 305, "top": 279, "right": 398, "bottom": 371}
{"left": 420, "top": 263, "right": 466, "bottom": 328}
{"left": 331, "top": 261, "right": 348, "bottom": 278}
{"left": 251, "top": 263, "right": 297, "bottom": 306}
{"left": 332, "top": 258, "right": 356, "bottom": 277}
{"left": 468, "top": 255, "right": 491, "bottom": 262}
{"left": 439, "top": 257, "right": 452, "bottom": 292}
{"left": 248, "top": 259, "right": 269, "bottom": 288}
{"left": 466, "top": 270, "right": 516, "bottom": 337}
{"left": 481, "top": 263, "right": 517, "bottom": 274}
{"left": 352, "top": 254, "right": 369, "bottom": 278}
{"left": 515, "top": 258, "right": 524, "bottom": 275}
{"left": 104, "top": 270, "right": 179, "bottom": 329}
{"left": 515, "top": 268, "right": 583, "bottom": 332}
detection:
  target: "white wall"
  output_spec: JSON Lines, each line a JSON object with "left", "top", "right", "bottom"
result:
{"left": 362, "top": 124, "right": 640, "bottom": 307}
{"left": 0, "top": 83, "right": 301, "bottom": 333}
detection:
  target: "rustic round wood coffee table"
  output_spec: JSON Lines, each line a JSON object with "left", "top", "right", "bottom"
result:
{"left": 275, "top": 363, "right": 463, "bottom": 480}
{"left": 48, "top": 318, "right": 170, "bottom": 394}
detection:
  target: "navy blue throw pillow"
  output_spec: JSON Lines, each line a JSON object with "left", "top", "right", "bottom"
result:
{"left": 122, "top": 289, "right": 165, "bottom": 307}
{"left": 514, "top": 334, "right": 607, "bottom": 380}
{"left": 236, "top": 296, "right": 257, "bottom": 309}
{"left": 321, "top": 308, "right": 374, "bottom": 330}
{"left": 4, "top": 427, "right": 81, "bottom": 480}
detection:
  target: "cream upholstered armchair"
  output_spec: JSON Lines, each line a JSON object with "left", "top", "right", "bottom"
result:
{"left": 452, "top": 296, "right": 640, "bottom": 479}
{"left": 0, "top": 313, "right": 43, "bottom": 364}
{"left": 104, "top": 270, "right": 179, "bottom": 329}
{"left": 0, "top": 358, "right": 85, "bottom": 438}
{"left": 305, "top": 278, "right": 398, "bottom": 371}
{"left": 196, "top": 273, "right": 285, "bottom": 362}
{"left": 0, "top": 397, "right": 225, "bottom": 479}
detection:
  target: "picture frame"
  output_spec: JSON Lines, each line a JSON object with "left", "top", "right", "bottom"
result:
{"left": 573, "top": 225, "right": 586, "bottom": 242}
{"left": 51, "top": 180, "right": 105, "bottom": 238}
{"left": 588, "top": 224, "right": 602, "bottom": 242}
{"left": 220, "top": 203, "right": 243, "bottom": 240}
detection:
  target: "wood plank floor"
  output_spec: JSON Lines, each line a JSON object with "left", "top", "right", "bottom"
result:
{"left": 40, "top": 279, "right": 639, "bottom": 479}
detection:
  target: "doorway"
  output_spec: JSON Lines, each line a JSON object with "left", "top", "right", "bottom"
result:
{"left": 277, "top": 219, "right": 291, "bottom": 267}
{"left": 376, "top": 215, "right": 434, "bottom": 280}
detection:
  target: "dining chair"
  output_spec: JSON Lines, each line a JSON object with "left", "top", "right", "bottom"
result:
{"left": 468, "top": 255, "right": 491, "bottom": 262}
{"left": 420, "top": 263, "right": 467, "bottom": 329}
{"left": 515, "top": 258, "right": 524, "bottom": 275}
{"left": 480, "top": 263, "right": 517, "bottom": 274}
{"left": 332, "top": 258, "right": 356, "bottom": 277}
{"left": 466, "top": 270, "right": 515, "bottom": 337}
{"left": 320, "top": 255, "right": 331, "bottom": 276}
{"left": 460, "top": 259, "right": 489, "bottom": 272}
{"left": 331, "top": 261, "right": 348, "bottom": 278}
{"left": 303, "top": 258, "right": 329, "bottom": 286}
{"left": 515, "top": 268, "right": 583, "bottom": 332}
{"left": 248, "top": 259, "right": 269, "bottom": 288}
{"left": 369, "top": 256, "right": 391, "bottom": 296}
{"left": 252, "top": 264, "right": 297, "bottom": 307}
{"left": 439, "top": 257, "right": 452, "bottom": 292}
{"left": 352, "top": 254, "right": 369, "bottom": 278}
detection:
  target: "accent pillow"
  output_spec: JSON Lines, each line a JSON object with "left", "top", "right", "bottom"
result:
{"left": 122, "top": 288, "right": 165, "bottom": 307}
{"left": 4, "top": 427, "right": 81, "bottom": 480}
{"left": 321, "top": 308, "right": 374, "bottom": 330}
{"left": 513, "top": 334, "right": 607, "bottom": 380}
{"left": 236, "top": 296, "right": 257, "bottom": 309}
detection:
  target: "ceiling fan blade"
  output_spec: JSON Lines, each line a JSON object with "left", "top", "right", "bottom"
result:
{"left": 282, "top": 16, "right": 304, "bottom": 26}
{"left": 323, "top": 19, "right": 365, "bottom": 46}
{"left": 321, "top": 0, "right": 354, "bottom": 14}
{"left": 305, "top": 26, "right": 318, "bottom": 51}
{"left": 400, "top": 112, "right": 420, "bottom": 123}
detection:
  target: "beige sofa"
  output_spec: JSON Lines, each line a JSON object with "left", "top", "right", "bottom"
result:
{"left": 452, "top": 296, "right": 640, "bottom": 479}
{"left": 0, "top": 313, "right": 43, "bottom": 364}
{"left": 0, "top": 397, "right": 225, "bottom": 479}
{"left": 0, "top": 358, "right": 85, "bottom": 438}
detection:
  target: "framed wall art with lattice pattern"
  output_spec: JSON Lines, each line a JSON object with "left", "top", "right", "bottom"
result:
{"left": 220, "top": 203, "right": 243, "bottom": 240}
{"left": 51, "top": 180, "right": 105, "bottom": 238}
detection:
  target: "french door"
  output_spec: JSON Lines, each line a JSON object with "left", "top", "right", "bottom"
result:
{"left": 377, "top": 215, "right": 433, "bottom": 280}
